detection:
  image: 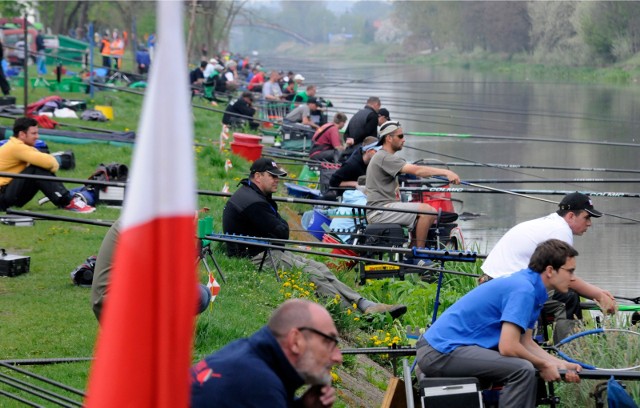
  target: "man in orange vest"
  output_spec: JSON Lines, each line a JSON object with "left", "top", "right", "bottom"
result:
{"left": 99, "top": 33, "right": 111, "bottom": 72}
{"left": 111, "top": 33, "right": 125, "bottom": 70}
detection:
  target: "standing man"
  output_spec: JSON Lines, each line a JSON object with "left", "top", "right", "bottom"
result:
{"left": 191, "top": 299, "right": 342, "bottom": 407}
{"left": 480, "top": 192, "right": 617, "bottom": 342}
{"left": 222, "top": 158, "right": 407, "bottom": 318}
{"left": 344, "top": 96, "right": 381, "bottom": 149}
{"left": 110, "top": 32, "right": 124, "bottom": 70}
{"left": 0, "top": 38, "right": 11, "bottom": 96}
{"left": 35, "top": 29, "right": 47, "bottom": 76}
{"left": 416, "top": 239, "right": 582, "bottom": 408}
{"left": 0, "top": 117, "right": 95, "bottom": 213}
{"left": 99, "top": 33, "right": 111, "bottom": 73}
{"left": 365, "top": 121, "right": 459, "bottom": 249}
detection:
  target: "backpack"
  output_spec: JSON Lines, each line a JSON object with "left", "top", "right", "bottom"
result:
{"left": 70, "top": 255, "right": 97, "bottom": 287}
{"left": 70, "top": 162, "right": 129, "bottom": 206}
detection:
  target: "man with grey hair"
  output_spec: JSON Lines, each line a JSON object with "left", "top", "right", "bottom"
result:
{"left": 190, "top": 299, "right": 342, "bottom": 407}
{"left": 365, "top": 120, "right": 460, "bottom": 249}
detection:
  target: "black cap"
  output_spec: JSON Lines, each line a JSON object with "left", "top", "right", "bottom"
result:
{"left": 307, "top": 96, "right": 318, "bottom": 105}
{"left": 378, "top": 108, "right": 390, "bottom": 120}
{"left": 559, "top": 192, "right": 602, "bottom": 217}
{"left": 250, "top": 158, "right": 287, "bottom": 177}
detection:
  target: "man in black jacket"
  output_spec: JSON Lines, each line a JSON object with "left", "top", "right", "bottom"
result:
{"left": 222, "top": 92, "right": 258, "bottom": 130}
{"left": 344, "top": 96, "right": 381, "bottom": 148}
{"left": 222, "top": 158, "right": 407, "bottom": 318}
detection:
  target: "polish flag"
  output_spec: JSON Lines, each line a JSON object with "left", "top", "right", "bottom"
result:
{"left": 85, "top": 2, "right": 197, "bottom": 407}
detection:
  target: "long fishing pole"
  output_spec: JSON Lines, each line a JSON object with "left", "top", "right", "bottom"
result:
{"left": 400, "top": 186, "right": 640, "bottom": 199}
{"left": 0, "top": 389, "right": 43, "bottom": 408}
{"left": 404, "top": 177, "right": 640, "bottom": 185}
{"left": 0, "top": 373, "right": 81, "bottom": 407}
{"left": 207, "top": 233, "right": 485, "bottom": 259}
{"left": 406, "top": 131, "right": 640, "bottom": 149}
{"left": 6, "top": 209, "right": 114, "bottom": 227}
{"left": 432, "top": 176, "right": 640, "bottom": 223}
{"left": 424, "top": 160, "right": 640, "bottom": 175}
{"left": 203, "top": 234, "right": 479, "bottom": 278}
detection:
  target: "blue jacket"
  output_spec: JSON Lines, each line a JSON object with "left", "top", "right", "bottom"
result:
{"left": 190, "top": 327, "right": 305, "bottom": 407}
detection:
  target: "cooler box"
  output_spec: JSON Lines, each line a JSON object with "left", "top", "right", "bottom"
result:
{"left": 0, "top": 251, "right": 30, "bottom": 277}
{"left": 98, "top": 186, "right": 125, "bottom": 205}
{"left": 419, "top": 377, "right": 482, "bottom": 408}
{"left": 232, "top": 133, "right": 262, "bottom": 145}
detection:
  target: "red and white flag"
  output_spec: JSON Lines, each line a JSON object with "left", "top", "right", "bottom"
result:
{"left": 207, "top": 273, "right": 220, "bottom": 303}
{"left": 85, "top": 2, "right": 197, "bottom": 407}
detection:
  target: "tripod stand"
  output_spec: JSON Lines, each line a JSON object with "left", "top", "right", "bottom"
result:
{"left": 32, "top": 76, "right": 50, "bottom": 89}
{"left": 107, "top": 70, "right": 130, "bottom": 85}
{"left": 198, "top": 241, "right": 226, "bottom": 284}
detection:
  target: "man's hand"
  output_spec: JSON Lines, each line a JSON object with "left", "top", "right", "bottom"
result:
{"left": 595, "top": 290, "right": 617, "bottom": 314}
{"left": 301, "top": 385, "right": 336, "bottom": 408}
{"left": 445, "top": 170, "right": 460, "bottom": 185}
{"left": 345, "top": 138, "right": 354, "bottom": 147}
{"left": 538, "top": 361, "right": 561, "bottom": 383}
{"left": 560, "top": 362, "right": 582, "bottom": 383}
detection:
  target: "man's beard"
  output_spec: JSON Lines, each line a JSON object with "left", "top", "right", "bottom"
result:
{"left": 296, "top": 348, "right": 332, "bottom": 385}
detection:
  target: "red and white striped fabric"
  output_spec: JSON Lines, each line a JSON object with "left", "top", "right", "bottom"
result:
{"left": 85, "top": 2, "right": 197, "bottom": 407}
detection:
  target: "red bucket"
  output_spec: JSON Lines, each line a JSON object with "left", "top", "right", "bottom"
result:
{"left": 231, "top": 141, "right": 263, "bottom": 161}
{"left": 322, "top": 234, "right": 357, "bottom": 270}
{"left": 232, "top": 133, "right": 262, "bottom": 145}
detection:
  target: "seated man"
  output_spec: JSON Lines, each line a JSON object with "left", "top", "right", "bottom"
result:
{"left": 365, "top": 121, "right": 459, "bottom": 248}
{"left": 284, "top": 97, "right": 319, "bottom": 130}
{"left": 191, "top": 299, "right": 341, "bottom": 407}
{"left": 91, "top": 219, "right": 210, "bottom": 321}
{"left": 416, "top": 239, "right": 582, "bottom": 408}
{"left": 222, "top": 158, "right": 407, "bottom": 318}
{"left": 480, "top": 192, "right": 617, "bottom": 342}
{"left": 308, "top": 112, "right": 347, "bottom": 162}
{"left": 0, "top": 117, "right": 95, "bottom": 213}
{"left": 330, "top": 136, "right": 380, "bottom": 191}
{"left": 189, "top": 61, "right": 207, "bottom": 97}
{"left": 222, "top": 91, "right": 258, "bottom": 130}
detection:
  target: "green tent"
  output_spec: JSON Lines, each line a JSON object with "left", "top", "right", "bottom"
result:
{"left": 45, "top": 35, "right": 89, "bottom": 67}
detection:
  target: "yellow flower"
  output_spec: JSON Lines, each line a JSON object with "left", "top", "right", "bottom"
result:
{"left": 353, "top": 317, "right": 360, "bottom": 321}
{"left": 283, "top": 282, "right": 291, "bottom": 287}
{"left": 330, "top": 371, "right": 341, "bottom": 383}
{"left": 352, "top": 303, "right": 358, "bottom": 309}
{"left": 346, "top": 309, "right": 351, "bottom": 315}
{"left": 285, "top": 292, "right": 292, "bottom": 298}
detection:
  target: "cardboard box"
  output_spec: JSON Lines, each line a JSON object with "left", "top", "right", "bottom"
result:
{"left": 98, "top": 186, "right": 125, "bottom": 205}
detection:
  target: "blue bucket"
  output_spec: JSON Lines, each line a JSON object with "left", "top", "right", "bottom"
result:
{"left": 302, "top": 209, "right": 331, "bottom": 240}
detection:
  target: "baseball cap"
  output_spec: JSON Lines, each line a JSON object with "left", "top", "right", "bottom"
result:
{"left": 250, "top": 158, "right": 287, "bottom": 177}
{"left": 377, "top": 120, "right": 402, "bottom": 145}
{"left": 307, "top": 96, "right": 318, "bottom": 105}
{"left": 378, "top": 108, "right": 390, "bottom": 120}
{"left": 294, "top": 74, "right": 305, "bottom": 81}
{"left": 558, "top": 192, "right": 602, "bottom": 217}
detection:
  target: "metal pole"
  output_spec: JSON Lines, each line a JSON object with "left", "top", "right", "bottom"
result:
{"left": 89, "top": 22, "right": 94, "bottom": 98}
{"left": 23, "top": 15, "right": 28, "bottom": 116}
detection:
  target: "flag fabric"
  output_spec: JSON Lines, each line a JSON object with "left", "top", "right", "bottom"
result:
{"left": 207, "top": 273, "right": 220, "bottom": 303}
{"left": 219, "top": 125, "right": 229, "bottom": 151}
{"left": 85, "top": 2, "right": 197, "bottom": 407}
{"left": 224, "top": 159, "right": 233, "bottom": 173}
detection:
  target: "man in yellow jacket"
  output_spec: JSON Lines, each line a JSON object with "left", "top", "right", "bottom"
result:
{"left": 0, "top": 117, "right": 95, "bottom": 213}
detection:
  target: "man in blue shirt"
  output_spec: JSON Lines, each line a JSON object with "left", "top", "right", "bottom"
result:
{"left": 416, "top": 239, "right": 582, "bottom": 408}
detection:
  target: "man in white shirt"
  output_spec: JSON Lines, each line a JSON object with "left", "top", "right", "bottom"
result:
{"left": 481, "top": 192, "right": 617, "bottom": 342}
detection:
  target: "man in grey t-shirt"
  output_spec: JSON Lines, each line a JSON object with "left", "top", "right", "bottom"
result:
{"left": 365, "top": 121, "right": 460, "bottom": 248}
{"left": 284, "top": 97, "right": 319, "bottom": 130}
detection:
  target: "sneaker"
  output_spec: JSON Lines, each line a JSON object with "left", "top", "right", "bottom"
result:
{"left": 64, "top": 196, "right": 96, "bottom": 213}
{"left": 364, "top": 303, "right": 408, "bottom": 319}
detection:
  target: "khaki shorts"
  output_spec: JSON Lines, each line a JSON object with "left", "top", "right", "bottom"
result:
{"left": 367, "top": 202, "right": 419, "bottom": 226}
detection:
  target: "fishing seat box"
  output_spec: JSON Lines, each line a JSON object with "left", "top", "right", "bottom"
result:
{"left": 363, "top": 223, "right": 406, "bottom": 247}
{"left": 0, "top": 252, "right": 30, "bottom": 277}
{"left": 418, "top": 377, "right": 482, "bottom": 408}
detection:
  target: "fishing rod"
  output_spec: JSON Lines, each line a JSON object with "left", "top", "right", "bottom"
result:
{"left": 203, "top": 234, "right": 479, "bottom": 278}
{"left": 207, "top": 233, "right": 485, "bottom": 260}
{"left": 0, "top": 362, "right": 85, "bottom": 396}
{"left": 406, "top": 131, "right": 640, "bottom": 149}
{"left": 403, "top": 177, "right": 640, "bottom": 185}
{"left": 429, "top": 176, "right": 640, "bottom": 224}
{"left": 0, "top": 373, "right": 81, "bottom": 407}
{"left": 6, "top": 209, "right": 114, "bottom": 227}
{"left": 425, "top": 161, "right": 640, "bottom": 175}
{"left": 0, "top": 171, "right": 126, "bottom": 188}
{"left": 400, "top": 185, "right": 640, "bottom": 199}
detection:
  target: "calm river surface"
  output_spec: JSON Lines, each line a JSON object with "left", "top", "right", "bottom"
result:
{"left": 264, "top": 57, "right": 640, "bottom": 298}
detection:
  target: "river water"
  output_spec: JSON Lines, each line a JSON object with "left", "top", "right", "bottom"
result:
{"left": 263, "top": 57, "right": 640, "bottom": 298}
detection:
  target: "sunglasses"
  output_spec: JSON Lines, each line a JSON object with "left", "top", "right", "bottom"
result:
{"left": 395, "top": 134, "right": 404, "bottom": 139}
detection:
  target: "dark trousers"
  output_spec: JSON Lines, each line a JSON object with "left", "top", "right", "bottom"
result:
{"left": 0, "top": 166, "right": 71, "bottom": 210}
{"left": 0, "top": 66, "right": 10, "bottom": 96}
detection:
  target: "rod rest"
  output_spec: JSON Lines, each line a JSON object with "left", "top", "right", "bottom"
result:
{"left": 411, "top": 248, "right": 477, "bottom": 263}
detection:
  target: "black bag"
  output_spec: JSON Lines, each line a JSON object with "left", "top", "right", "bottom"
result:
{"left": 363, "top": 223, "right": 406, "bottom": 247}
{"left": 52, "top": 150, "right": 75, "bottom": 170}
{"left": 70, "top": 255, "right": 97, "bottom": 287}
